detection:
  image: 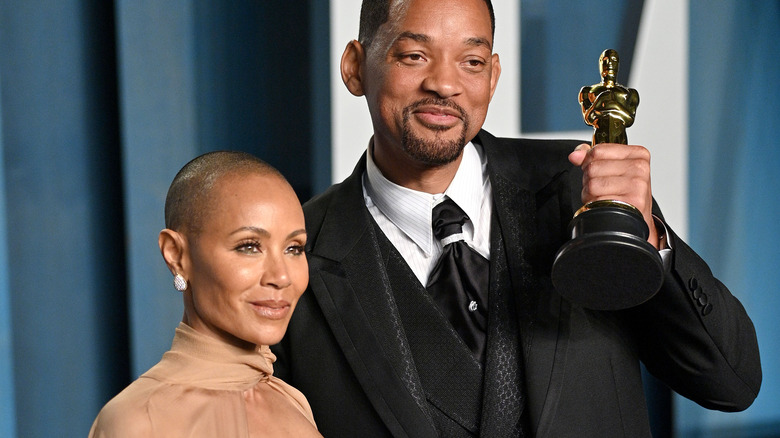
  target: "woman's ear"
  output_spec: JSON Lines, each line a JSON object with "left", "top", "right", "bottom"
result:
{"left": 341, "top": 40, "right": 366, "bottom": 96}
{"left": 158, "top": 229, "right": 188, "bottom": 277}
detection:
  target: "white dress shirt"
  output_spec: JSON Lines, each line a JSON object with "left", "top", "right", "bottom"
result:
{"left": 363, "top": 141, "right": 493, "bottom": 286}
{"left": 362, "top": 139, "right": 672, "bottom": 287}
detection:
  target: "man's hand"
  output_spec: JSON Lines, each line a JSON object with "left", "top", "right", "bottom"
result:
{"left": 568, "top": 143, "right": 660, "bottom": 249}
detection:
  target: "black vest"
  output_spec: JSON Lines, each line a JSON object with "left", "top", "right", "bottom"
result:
{"left": 371, "top": 209, "right": 529, "bottom": 437}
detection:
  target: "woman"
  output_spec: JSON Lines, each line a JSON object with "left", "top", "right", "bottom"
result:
{"left": 89, "top": 151, "right": 321, "bottom": 437}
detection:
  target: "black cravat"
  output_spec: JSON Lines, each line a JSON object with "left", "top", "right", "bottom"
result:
{"left": 426, "top": 198, "right": 489, "bottom": 364}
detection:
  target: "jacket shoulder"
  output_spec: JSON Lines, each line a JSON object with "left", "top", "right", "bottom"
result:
{"left": 302, "top": 159, "right": 366, "bottom": 250}
{"left": 302, "top": 180, "right": 344, "bottom": 237}
{"left": 476, "top": 130, "right": 583, "bottom": 189}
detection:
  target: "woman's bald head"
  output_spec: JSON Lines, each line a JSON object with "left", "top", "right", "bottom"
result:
{"left": 164, "top": 151, "right": 289, "bottom": 235}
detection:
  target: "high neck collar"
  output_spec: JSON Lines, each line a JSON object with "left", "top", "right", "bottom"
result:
{"left": 142, "top": 322, "right": 275, "bottom": 391}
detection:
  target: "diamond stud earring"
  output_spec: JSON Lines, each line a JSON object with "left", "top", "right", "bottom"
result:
{"left": 173, "top": 273, "right": 187, "bottom": 291}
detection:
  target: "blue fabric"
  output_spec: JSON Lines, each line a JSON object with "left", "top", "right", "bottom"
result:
{"left": 0, "top": 2, "right": 128, "bottom": 436}
{"left": 1, "top": 0, "right": 778, "bottom": 436}
{"left": 680, "top": 0, "right": 780, "bottom": 435}
{"left": 520, "top": 0, "right": 644, "bottom": 132}
{"left": 0, "top": 63, "right": 16, "bottom": 438}
{"left": 0, "top": 1, "right": 329, "bottom": 436}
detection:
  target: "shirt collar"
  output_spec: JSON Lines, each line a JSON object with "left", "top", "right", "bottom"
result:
{"left": 364, "top": 140, "right": 487, "bottom": 256}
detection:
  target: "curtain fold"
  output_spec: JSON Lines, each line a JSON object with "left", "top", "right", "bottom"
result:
{"left": 678, "top": 0, "right": 780, "bottom": 435}
{"left": 0, "top": 1, "right": 127, "bottom": 436}
{"left": 0, "top": 65, "right": 16, "bottom": 438}
{"left": 1, "top": 0, "right": 777, "bottom": 436}
{"left": 0, "top": 1, "right": 328, "bottom": 436}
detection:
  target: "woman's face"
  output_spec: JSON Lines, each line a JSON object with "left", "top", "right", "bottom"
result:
{"left": 182, "top": 172, "right": 308, "bottom": 349}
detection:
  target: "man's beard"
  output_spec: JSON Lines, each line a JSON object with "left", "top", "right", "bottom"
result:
{"left": 401, "top": 98, "right": 469, "bottom": 166}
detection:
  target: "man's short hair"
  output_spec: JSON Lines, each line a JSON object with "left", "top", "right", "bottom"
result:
{"left": 164, "top": 151, "right": 286, "bottom": 234}
{"left": 358, "top": 0, "right": 495, "bottom": 48}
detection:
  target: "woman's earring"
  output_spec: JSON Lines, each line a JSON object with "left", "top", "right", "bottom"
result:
{"left": 173, "top": 273, "right": 187, "bottom": 291}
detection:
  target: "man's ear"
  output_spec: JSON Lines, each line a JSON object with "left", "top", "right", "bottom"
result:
{"left": 341, "top": 40, "right": 366, "bottom": 96}
{"left": 488, "top": 53, "right": 501, "bottom": 102}
{"left": 158, "top": 229, "right": 188, "bottom": 277}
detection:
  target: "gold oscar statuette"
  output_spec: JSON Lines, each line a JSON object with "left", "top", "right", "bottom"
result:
{"left": 551, "top": 49, "right": 664, "bottom": 311}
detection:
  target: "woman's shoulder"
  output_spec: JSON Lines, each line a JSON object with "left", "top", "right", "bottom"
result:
{"left": 88, "top": 378, "right": 159, "bottom": 437}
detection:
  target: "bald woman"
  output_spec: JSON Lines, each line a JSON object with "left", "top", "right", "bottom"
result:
{"left": 90, "top": 151, "right": 321, "bottom": 437}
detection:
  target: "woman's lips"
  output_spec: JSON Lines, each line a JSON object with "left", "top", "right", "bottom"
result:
{"left": 250, "top": 300, "right": 291, "bottom": 320}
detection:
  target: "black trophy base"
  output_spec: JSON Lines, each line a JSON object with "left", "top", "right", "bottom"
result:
{"left": 551, "top": 202, "right": 664, "bottom": 311}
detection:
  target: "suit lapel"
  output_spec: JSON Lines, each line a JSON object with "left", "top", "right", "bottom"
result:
{"left": 487, "top": 160, "right": 538, "bottom": 353}
{"left": 307, "top": 134, "right": 572, "bottom": 436}
{"left": 376, "top": 222, "right": 483, "bottom": 435}
{"left": 306, "top": 156, "right": 436, "bottom": 437}
{"left": 478, "top": 131, "right": 569, "bottom": 434}
{"left": 478, "top": 208, "right": 528, "bottom": 436}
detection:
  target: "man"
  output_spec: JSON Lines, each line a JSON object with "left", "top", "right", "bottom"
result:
{"left": 272, "top": 0, "right": 761, "bottom": 436}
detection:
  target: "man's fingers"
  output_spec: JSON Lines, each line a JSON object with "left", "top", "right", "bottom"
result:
{"left": 568, "top": 143, "right": 592, "bottom": 166}
{"left": 584, "top": 143, "right": 651, "bottom": 163}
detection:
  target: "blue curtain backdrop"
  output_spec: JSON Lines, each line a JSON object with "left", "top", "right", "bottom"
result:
{"left": 0, "top": 1, "right": 777, "bottom": 437}
{"left": 680, "top": 1, "right": 780, "bottom": 436}
{"left": 0, "top": 1, "right": 330, "bottom": 436}
{"left": 0, "top": 62, "right": 14, "bottom": 437}
{"left": 520, "top": 0, "right": 645, "bottom": 132}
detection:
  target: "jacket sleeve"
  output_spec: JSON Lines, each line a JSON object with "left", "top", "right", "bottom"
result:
{"left": 620, "top": 213, "right": 762, "bottom": 411}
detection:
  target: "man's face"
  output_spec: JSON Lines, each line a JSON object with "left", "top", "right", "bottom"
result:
{"left": 361, "top": 0, "right": 499, "bottom": 168}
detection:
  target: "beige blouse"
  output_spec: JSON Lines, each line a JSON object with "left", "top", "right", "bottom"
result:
{"left": 89, "top": 323, "right": 321, "bottom": 437}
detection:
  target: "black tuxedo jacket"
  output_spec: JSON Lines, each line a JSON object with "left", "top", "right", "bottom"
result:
{"left": 272, "top": 130, "right": 761, "bottom": 437}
